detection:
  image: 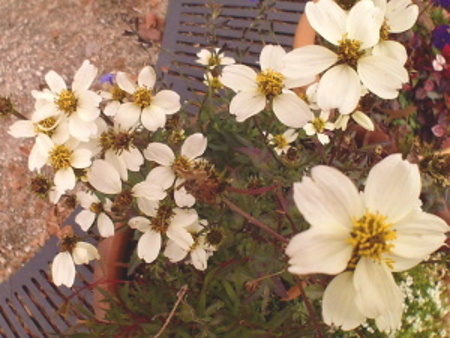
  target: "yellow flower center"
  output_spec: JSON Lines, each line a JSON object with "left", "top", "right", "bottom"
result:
{"left": 380, "top": 21, "right": 390, "bottom": 41}
{"left": 55, "top": 89, "right": 78, "bottom": 115}
{"left": 337, "top": 37, "right": 364, "bottom": 68}
{"left": 172, "top": 156, "right": 192, "bottom": 177}
{"left": 312, "top": 117, "right": 326, "bottom": 133}
{"left": 256, "top": 69, "right": 284, "bottom": 98}
{"left": 60, "top": 234, "right": 79, "bottom": 253}
{"left": 208, "top": 54, "right": 221, "bottom": 68}
{"left": 34, "top": 117, "right": 58, "bottom": 136}
{"left": 111, "top": 85, "right": 127, "bottom": 101}
{"left": 49, "top": 145, "right": 72, "bottom": 170}
{"left": 271, "top": 134, "right": 289, "bottom": 150}
{"left": 89, "top": 202, "right": 103, "bottom": 214}
{"left": 133, "top": 87, "right": 152, "bottom": 108}
{"left": 347, "top": 212, "right": 397, "bottom": 269}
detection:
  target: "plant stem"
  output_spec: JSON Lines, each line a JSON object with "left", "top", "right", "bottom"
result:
{"left": 275, "top": 187, "right": 298, "bottom": 233}
{"left": 154, "top": 284, "right": 188, "bottom": 338}
{"left": 222, "top": 197, "right": 288, "bottom": 243}
{"left": 296, "top": 277, "right": 324, "bottom": 338}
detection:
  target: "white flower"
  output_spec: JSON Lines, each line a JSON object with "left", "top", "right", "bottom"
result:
{"left": 196, "top": 48, "right": 235, "bottom": 68}
{"left": 286, "top": 154, "right": 448, "bottom": 331}
{"left": 32, "top": 60, "right": 102, "bottom": 142}
{"left": 29, "top": 134, "right": 92, "bottom": 193}
{"left": 220, "top": 44, "right": 313, "bottom": 128}
{"left": 267, "top": 129, "right": 298, "bottom": 155}
{"left": 75, "top": 191, "right": 115, "bottom": 237}
{"left": 52, "top": 238, "right": 99, "bottom": 287}
{"left": 303, "top": 110, "right": 334, "bottom": 145}
{"left": 144, "top": 133, "right": 207, "bottom": 207}
{"left": 164, "top": 220, "right": 216, "bottom": 271}
{"left": 284, "top": 0, "right": 408, "bottom": 114}
{"left": 114, "top": 66, "right": 181, "bottom": 131}
{"left": 335, "top": 110, "right": 375, "bottom": 131}
{"left": 129, "top": 207, "right": 198, "bottom": 264}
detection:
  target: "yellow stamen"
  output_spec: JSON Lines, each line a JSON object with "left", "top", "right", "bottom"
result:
{"left": 133, "top": 87, "right": 152, "bottom": 108}
{"left": 256, "top": 69, "right": 284, "bottom": 98}
{"left": 55, "top": 89, "right": 78, "bottom": 114}
{"left": 49, "top": 145, "right": 72, "bottom": 170}
{"left": 337, "top": 37, "right": 364, "bottom": 68}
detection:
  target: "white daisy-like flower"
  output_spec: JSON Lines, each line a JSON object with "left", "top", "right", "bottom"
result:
{"left": 29, "top": 134, "right": 92, "bottom": 193}
{"left": 286, "top": 154, "right": 448, "bottom": 331}
{"left": 52, "top": 236, "right": 99, "bottom": 287}
{"left": 267, "top": 129, "right": 298, "bottom": 155}
{"left": 32, "top": 60, "right": 102, "bottom": 142}
{"left": 75, "top": 191, "right": 115, "bottom": 238}
{"left": 371, "top": 0, "right": 419, "bottom": 65}
{"left": 114, "top": 66, "right": 181, "bottom": 131}
{"left": 220, "top": 44, "right": 313, "bottom": 128}
{"left": 164, "top": 220, "right": 216, "bottom": 271}
{"left": 335, "top": 110, "right": 375, "bottom": 131}
{"left": 87, "top": 159, "right": 166, "bottom": 215}
{"left": 303, "top": 110, "right": 334, "bottom": 145}
{"left": 196, "top": 48, "right": 235, "bottom": 68}
{"left": 144, "top": 133, "right": 207, "bottom": 208}
{"left": 129, "top": 207, "right": 198, "bottom": 264}
{"left": 99, "top": 74, "right": 128, "bottom": 117}
{"left": 284, "top": 0, "right": 408, "bottom": 114}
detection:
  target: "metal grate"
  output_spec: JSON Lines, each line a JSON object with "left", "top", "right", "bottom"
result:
{"left": 0, "top": 1, "right": 305, "bottom": 336}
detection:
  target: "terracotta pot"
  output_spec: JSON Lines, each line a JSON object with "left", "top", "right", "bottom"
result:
{"left": 92, "top": 226, "right": 132, "bottom": 321}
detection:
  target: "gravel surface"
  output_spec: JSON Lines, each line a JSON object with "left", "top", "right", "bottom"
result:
{"left": 0, "top": 0, "right": 167, "bottom": 282}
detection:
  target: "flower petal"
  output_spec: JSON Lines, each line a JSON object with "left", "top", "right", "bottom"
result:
{"left": 72, "top": 242, "right": 99, "bottom": 265}
{"left": 138, "top": 66, "right": 156, "bottom": 89}
{"left": 144, "top": 142, "right": 175, "bottom": 166}
{"left": 54, "top": 167, "right": 76, "bottom": 192}
{"left": 229, "top": 91, "right": 266, "bottom": 122}
{"left": 181, "top": 133, "right": 207, "bottom": 160}
{"left": 372, "top": 40, "right": 408, "bottom": 65}
{"left": 115, "top": 102, "right": 141, "bottom": 129}
{"left": 259, "top": 44, "right": 286, "bottom": 72}
{"left": 146, "top": 166, "right": 176, "bottom": 189}
{"left": 317, "top": 64, "right": 362, "bottom": 114}
{"left": 129, "top": 216, "right": 152, "bottom": 232}
{"left": 72, "top": 60, "right": 98, "bottom": 92}
{"left": 191, "top": 248, "right": 208, "bottom": 270}
{"left": 220, "top": 65, "right": 258, "bottom": 92}
{"left": 322, "top": 272, "right": 366, "bottom": 331}
{"left": 137, "top": 230, "right": 161, "bottom": 263}
{"left": 141, "top": 105, "right": 167, "bottom": 131}
{"left": 364, "top": 154, "right": 421, "bottom": 223}
{"left": 386, "top": 0, "right": 418, "bottom": 33}
{"left": 286, "top": 227, "right": 352, "bottom": 275}
{"left": 272, "top": 92, "right": 312, "bottom": 128}
{"left": 97, "top": 213, "right": 115, "bottom": 238}
{"left": 116, "top": 72, "right": 136, "bottom": 94}
{"left": 163, "top": 240, "right": 188, "bottom": 262}
{"left": 305, "top": 0, "right": 346, "bottom": 45}
{"left": 87, "top": 159, "right": 122, "bottom": 194}
{"left": 75, "top": 209, "right": 96, "bottom": 232}
{"left": 152, "top": 90, "right": 181, "bottom": 115}
{"left": 71, "top": 149, "right": 92, "bottom": 169}
{"left": 45, "top": 71, "right": 66, "bottom": 93}
{"left": 284, "top": 45, "right": 338, "bottom": 78}
{"left": 347, "top": 0, "right": 383, "bottom": 49}
{"left": 52, "top": 252, "right": 75, "bottom": 287}
{"left": 353, "top": 258, "right": 403, "bottom": 331}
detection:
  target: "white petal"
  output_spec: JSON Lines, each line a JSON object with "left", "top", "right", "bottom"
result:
{"left": 71, "top": 149, "right": 92, "bottom": 169}
{"left": 72, "top": 60, "right": 98, "bottom": 92}
{"left": 317, "top": 133, "right": 330, "bottom": 145}
{"left": 105, "top": 151, "right": 128, "bottom": 181}
{"left": 352, "top": 110, "right": 374, "bottom": 131}
{"left": 72, "top": 242, "right": 99, "bottom": 265}
{"left": 322, "top": 272, "right": 366, "bottom": 331}
{"left": 129, "top": 216, "right": 152, "bottom": 232}
{"left": 77, "top": 90, "right": 102, "bottom": 113}
{"left": 364, "top": 154, "right": 421, "bottom": 223}
{"left": 358, "top": 55, "right": 408, "bottom": 100}
{"left": 293, "top": 165, "right": 364, "bottom": 230}
{"left": 354, "top": 258, "right": 403, "bottom": 331}
{"left": 171, "top": 208, "right": 198, "bottom": 228}
{"left": 372, "top": 40, "right": 408, "bottom": 65}
{"left": 347, "top": 0, "right": 382, "bottom": 49}
{"left": 144, "top": 142, "right": 175, "bottom": 166}
{"left": 87, "top": 159, "right": 122, "bottom": 194}
{"left": 305, "top": 0, "right": 346, "bottom": 45}
{"left": 116, "top": 72, "right": 136, "bottom": 94}
{"left": 146, "top": 166, "right": 176, "bottom": 189}
{"left": 104, "top": 101, "right": 121, "bottom": 117}
{"left": 8, "top": 120, "right": 36, "bottom": 138}
{"left": 259, "top": 44, "right": 286, "bottom": 72}
{"left": 136, "top": 198, "right": 159, "bottom": 217}
{"left": 138, "top": 66, "right": 156, "bottom": 89}
{"left": 163, "top": 240, "right": 188, "bottom": 262}
{"left": 220, "top": 65, "right": 258, "bottom": 92}
{"left": 68, "top": 115, "right": 98, "bottom": 142}
{"left": 190, "top": 248, "right": 208, "bottom": 270}
{"left": 386, "top": 0, "right": 418, "bottom": 33}
{"left": 132, "top": 181, "right": 167, "bottom": 201}
{"left": 137, "top": 230, "right": 161, "bottom": 263}
{"left": 167, "top": 226, "right": 194, "bottom": 251}
{"left": 152, "top": 90, "right": 181, "bottom": 115}
{"left": 75, "top": 209, "right": 96, "bottom": 231}
{"left": 174, "top": 183, "right": 196, "bottom": 208}
{"left": 45, "top": 71, "right": 66, "bottom": 93}
{"left": 284, "top": 45, "right": 338, "bottom": 78}
{"left": 97, "top": 213, "right": 115, "bottom": 238}
{"left": 52, "top": 252, "right": 75, "bottom": 287}
{"left": 317, "top": 64, "right": 362, "bottom": 114}
{"left": 392, "top": 211, "right": 448, "bottom": 259}
{"left": 122, "top": 147, "right": 144, "bottom": 172}
{"left": 54, "top": 167, "right": 76, "bottom": 192}
{"left": 286, "top": 227, "right": 352, "bottom": 275}
{"left": 181, "top": 133, "right": 207, "bottom": 160}
{"left": 33, "top": 103, "right": 59, "bottom": 121}
{"left": 141, "top": 105, "right": 167, "bottom": 131}
{"left": 272, "top": 92, "right": 312, "bottom": 128}
{"left": 229, "top": 91, "right": 266, "bottom": 122}
{"left": 115, "top": 102, "right": 141, "bottom": 129}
